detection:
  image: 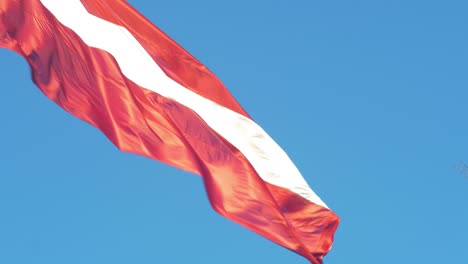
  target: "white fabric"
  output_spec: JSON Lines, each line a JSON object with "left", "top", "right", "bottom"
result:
{"left": 40, "top": 0, "right": 328, "bottom": 208}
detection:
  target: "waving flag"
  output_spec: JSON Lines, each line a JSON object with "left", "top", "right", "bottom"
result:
{"left": 0, "top": 0, "right": 339, "bottom": 262}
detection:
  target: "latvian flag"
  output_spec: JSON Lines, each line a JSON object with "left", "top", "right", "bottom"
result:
{"left": 0, "top": 1, "right": 339, "bottom": 263}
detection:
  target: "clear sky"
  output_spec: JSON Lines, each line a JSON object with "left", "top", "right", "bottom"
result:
{"left": 0, "top": 0, "right": 467, "bottom": 263}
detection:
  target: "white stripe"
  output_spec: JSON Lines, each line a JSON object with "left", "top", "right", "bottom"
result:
{"left": 40, "top": 0, "right": 328, "bottom": 208}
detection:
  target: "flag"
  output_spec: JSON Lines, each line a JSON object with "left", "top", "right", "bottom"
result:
{"left": 0, "top": 0, "right": 339, "bottom": 262}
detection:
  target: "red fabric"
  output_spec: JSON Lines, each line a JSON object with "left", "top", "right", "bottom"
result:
{"left": 0, "top": 1, "right": 339, "bottom": 263}
{"left": 81, "top": 0, "right": 249, "bottom": 118}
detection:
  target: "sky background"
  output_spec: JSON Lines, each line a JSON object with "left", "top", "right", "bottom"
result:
{"left": 0, "top": 0, "right": 467, "bottom": 263}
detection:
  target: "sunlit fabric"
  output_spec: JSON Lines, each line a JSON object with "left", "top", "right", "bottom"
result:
{"left": 0, "top": 1, "right": 339, "bottom": 263}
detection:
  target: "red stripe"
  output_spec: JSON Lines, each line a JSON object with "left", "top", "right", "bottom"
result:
{"left": 81, "top": 0, "right": 250, "bottom": 118}
{"left": 0, "top": 1, "right": 339, "bottom": 263}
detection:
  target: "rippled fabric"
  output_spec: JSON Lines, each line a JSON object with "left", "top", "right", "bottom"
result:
{"left": 0, "top": 1, "right": 339, "bottom": 263}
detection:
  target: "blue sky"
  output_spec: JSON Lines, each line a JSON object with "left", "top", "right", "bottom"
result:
{"left": 0, "top": 0, "right": 467, "bottom": 263}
